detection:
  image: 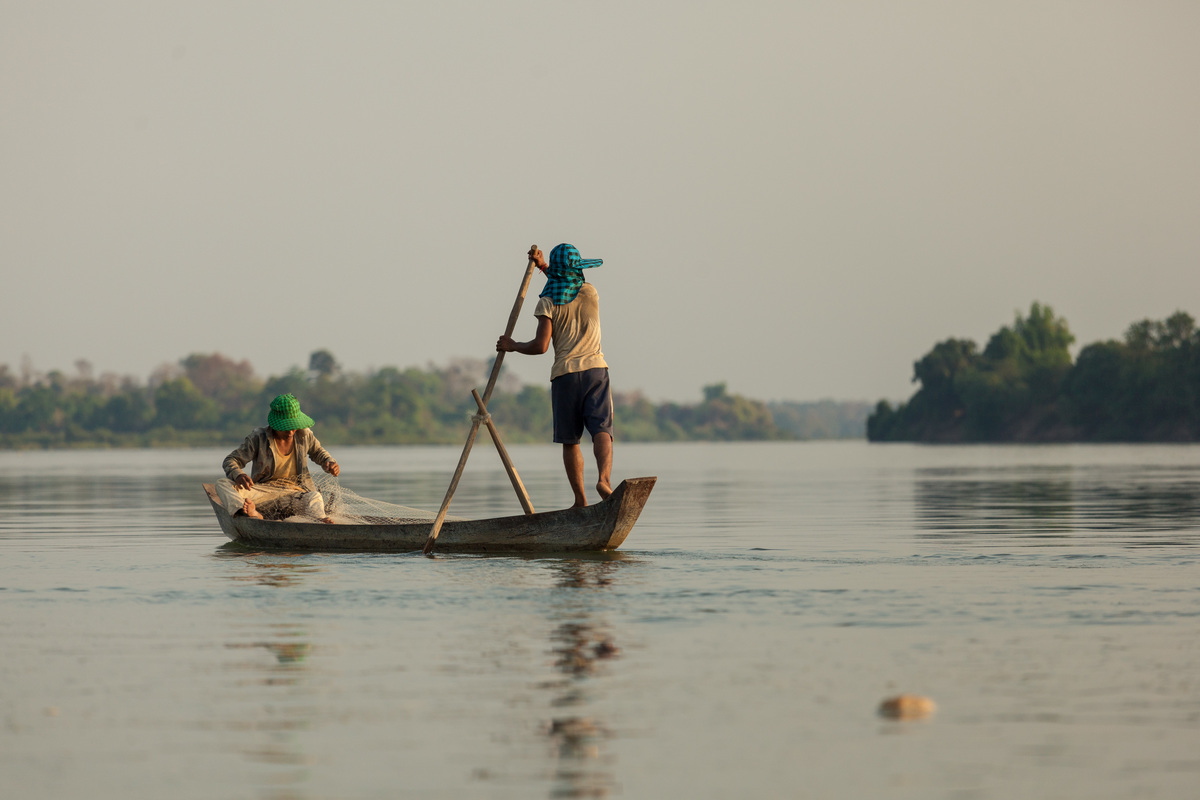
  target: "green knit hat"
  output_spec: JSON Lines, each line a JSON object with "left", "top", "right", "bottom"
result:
{"left": 267, "top": 394, "right": 315, "bottom": 431}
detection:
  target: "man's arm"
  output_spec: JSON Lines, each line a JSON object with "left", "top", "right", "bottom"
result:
{"left": 223, "top": 435, "right": 257, "bottom": 488}
{"left": 497, "top": 316, "right": 552, "bottom": 356}
{"left": 306, "top": 432, "right": 340, "bottom": 476}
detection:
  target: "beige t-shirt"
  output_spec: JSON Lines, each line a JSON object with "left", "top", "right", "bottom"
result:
{"left": 534, "top": 283, "right": 608, "bottom": 381}
{"left": 267, "top": 437, "right": 301, "bottom": 488}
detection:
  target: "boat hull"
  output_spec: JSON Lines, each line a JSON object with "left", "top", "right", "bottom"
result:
{"left": 203, "top": 477, "right": 656, "bottom": 553}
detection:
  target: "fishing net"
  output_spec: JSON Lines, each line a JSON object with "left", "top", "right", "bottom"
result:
{"left": 306, "top": 472, "right": 465, "bottom": 525}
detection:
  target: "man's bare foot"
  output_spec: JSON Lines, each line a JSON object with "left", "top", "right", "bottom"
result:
{"left": 320, "top": 517, "right": 335, "bottom": 524}
{"left": 242, "top": 499, "right": 264, "bottom": 519}
{"left": 596, "top": 481, "right": 612, "bottom": 500}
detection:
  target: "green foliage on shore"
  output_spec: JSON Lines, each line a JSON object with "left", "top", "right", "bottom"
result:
{"left": 0, "top": 353, "right": 814, "bottom": 448}
{"left": 868, "top": 304, "right": 1200, "bottom": 442}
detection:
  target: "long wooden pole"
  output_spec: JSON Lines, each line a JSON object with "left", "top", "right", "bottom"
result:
{"left": 423, "top": 247, "right": 540, "bottom": 555}
{"left": 473, "top": 388, "right": 534, "bottom": 515}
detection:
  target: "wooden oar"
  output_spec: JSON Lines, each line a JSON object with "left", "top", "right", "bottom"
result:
{"left": 423, "top": 247, "right": 540, "bottom": 555}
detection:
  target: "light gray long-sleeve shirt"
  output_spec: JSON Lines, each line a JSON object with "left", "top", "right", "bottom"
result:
{"left": 222, "top": 427, "right": 334, "bottom": 492}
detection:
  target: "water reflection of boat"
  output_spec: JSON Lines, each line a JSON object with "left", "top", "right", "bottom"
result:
{"left": 542, "top": 559, "right": 626, "bottom": 799}
{"left": 202, "top": 477, "right": 656, "bottom": 553}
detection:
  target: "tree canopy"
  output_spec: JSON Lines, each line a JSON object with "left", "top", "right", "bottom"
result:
{"left": 869, "top": 304, "right": 1200, "bottom": 442}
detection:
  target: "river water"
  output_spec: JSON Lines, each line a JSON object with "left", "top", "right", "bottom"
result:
{"left": 2, "top": 441, "right": 1198, "bottom": 799}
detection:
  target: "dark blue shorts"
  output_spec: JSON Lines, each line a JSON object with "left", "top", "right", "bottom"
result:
{"left": 551, "top": 367, "right": 613, "bottom": 444}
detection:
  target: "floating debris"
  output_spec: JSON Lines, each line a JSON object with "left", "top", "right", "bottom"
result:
{"left": 878, "top": 694, "right": 936, "bottom": 720}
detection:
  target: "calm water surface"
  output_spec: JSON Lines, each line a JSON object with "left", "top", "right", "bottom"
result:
{"left": 2, "top": 442, "right": 1199, "bottom": 799}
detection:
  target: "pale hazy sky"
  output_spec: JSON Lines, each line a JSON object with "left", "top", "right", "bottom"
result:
{"left": 3, "top": 2, "right": 1198, "bottom": 403}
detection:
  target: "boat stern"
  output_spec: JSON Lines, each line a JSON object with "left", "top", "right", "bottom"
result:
{"left": 602, "top": 476, "right": 657, "bottom": 549}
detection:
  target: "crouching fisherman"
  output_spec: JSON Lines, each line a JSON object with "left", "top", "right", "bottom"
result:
{"left": 215, "top": 394, "right": 341, "bottom": 523}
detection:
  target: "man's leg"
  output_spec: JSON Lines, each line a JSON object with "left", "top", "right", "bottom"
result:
{"left": 553, "top": 373, "right": 590, "bottom": 509}
{"left": 216, "top": 478, "right": 267, "bottom": 518}
{"left": 214, "top": 478, "right": 244, "bottom": 514}
{"left": 563, "top": 444, "right": 588, "bottom": 508}
{"left": 593, "top": 432, "right": 613, "bottom": 500}
{"left": 299, "top": 491, "right": 334, "bottom": 523}
{"left": 579, "top": 369, "right": 614, "bottom": 502}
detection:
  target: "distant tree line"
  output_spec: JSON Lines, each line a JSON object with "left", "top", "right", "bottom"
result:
{"left": 770, "top": 400, "right": 871, "bottom": 440}
{"left": 868, "top": 303, "right": 1200, "bottom": 442}
{"left": 0, "top": 352, "right": 867, "bottom": 448}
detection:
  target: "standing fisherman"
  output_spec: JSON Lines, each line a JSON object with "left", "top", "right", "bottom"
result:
{"left": 497, "top": 244, "right": 613, "bottom": 508}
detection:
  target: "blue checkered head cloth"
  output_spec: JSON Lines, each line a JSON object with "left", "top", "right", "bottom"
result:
{"left": 539, "top": 243, "right": 603, "bottom": 305}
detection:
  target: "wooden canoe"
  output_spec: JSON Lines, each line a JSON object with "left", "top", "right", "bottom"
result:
{"left": 203, "top": 476, "right": 657, "bottom": 553}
